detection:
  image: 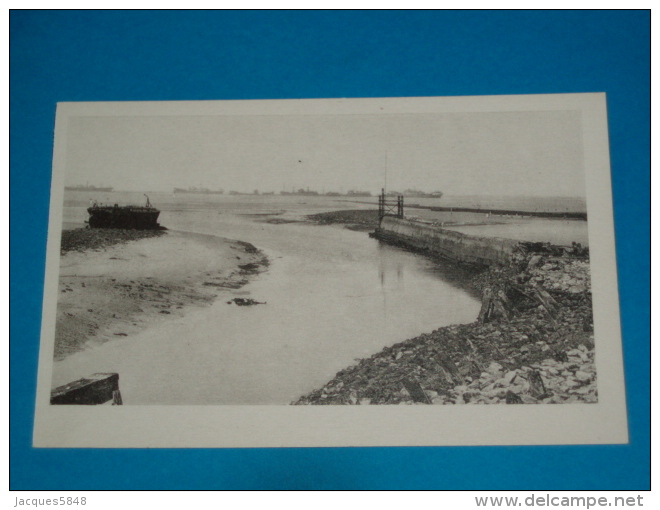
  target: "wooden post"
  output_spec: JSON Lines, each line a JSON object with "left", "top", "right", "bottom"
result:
{"left": 477, "top": 287, "right": 511, "bottom": 323}
{"left": 505, "top": 390, "right": 524, "bottom": 404}
{"left": 492, "top": 295, "right": 510, "bottom": 322}
{"left": 402, "top": 379, "right": 432, "bottom": 404}
{"left": 378, "top": 189, "right": 384, "bottom": 222}
{"left": 112, "top": 390, "right": 123, "bottom": 405}
{"left": 435, "top": 353, "right": 463, "bottom": 385}
{"left": 477, "top": 288, "right": 494, "bottom": 323}
{"left": 527, "top": 370, "right": 547, "bottom": 399}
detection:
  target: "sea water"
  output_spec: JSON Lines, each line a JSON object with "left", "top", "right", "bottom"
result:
{"left": 53, "top": 192, "right": 588, "bottom": 404}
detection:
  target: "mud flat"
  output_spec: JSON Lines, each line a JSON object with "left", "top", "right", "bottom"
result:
{"left": 294, "top": 235, "right": 596, "bottom": 406}
{"left": 60, "top": 228, "right": 167, "bottom": 255}
{"left": 54, "top": 229, "right": 268, "bottom": 361}
{"left": 305, "top": 209, "right": 380, "bottom": 231}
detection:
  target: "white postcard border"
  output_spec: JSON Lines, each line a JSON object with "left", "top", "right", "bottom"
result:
{"left": 33, "top": 94, "right": 627, "bottom": 448}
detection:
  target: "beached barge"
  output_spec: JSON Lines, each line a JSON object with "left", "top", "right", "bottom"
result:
{"left": 87, "top": 195, "right": 161, "bottom": 229}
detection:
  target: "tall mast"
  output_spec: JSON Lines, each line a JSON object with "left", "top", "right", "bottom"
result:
{"left": 384, "top": 150, "right": 388, "bottom": 194}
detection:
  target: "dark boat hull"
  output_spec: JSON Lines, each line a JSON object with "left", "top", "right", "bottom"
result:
{"left": 87, "top": 206, "right": 161, "bottom": 229}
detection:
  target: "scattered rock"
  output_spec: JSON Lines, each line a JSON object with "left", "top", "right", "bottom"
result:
{"left": 227, "top": 298, "right": 266, "bottom": 306}
{"left": 293, "top": 249, "right": 597, "bottom": 406}
{"left": 574, "top": 371, "right": 593, "bottom": 382}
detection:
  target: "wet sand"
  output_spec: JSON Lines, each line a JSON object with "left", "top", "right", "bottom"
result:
{"left": 54, "top": 229, "right": 268, "bottom": 361}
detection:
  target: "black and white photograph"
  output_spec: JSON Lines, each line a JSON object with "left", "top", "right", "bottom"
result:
{"left": 33, "top": 94, "right": 627, "bottom": 447}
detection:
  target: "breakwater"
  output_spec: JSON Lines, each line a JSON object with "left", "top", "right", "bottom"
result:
{"left": 425, "top": 206, "right": 587, "bottom": 220}
{"left": 374, "top": 216, "right": 522, "bottom": 267}
{"left": 294, "top": 211, "right": 595, "bottom": 406}
{"left": 336, "top": 199, "right": 587, "bottom": 220}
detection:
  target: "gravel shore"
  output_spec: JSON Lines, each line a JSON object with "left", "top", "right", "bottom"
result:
{"left": 60, "top": 228, "right": 166, "bottom": 255}
{"left": 294, "top": 248, "right": 596, "bottom": 405}
{"left": 306, "top": 209, "right": 380, "bottom": 231}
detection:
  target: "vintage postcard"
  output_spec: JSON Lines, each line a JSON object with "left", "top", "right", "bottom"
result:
{"left": 33, "top": 94, "right": 627, "bottom": 447}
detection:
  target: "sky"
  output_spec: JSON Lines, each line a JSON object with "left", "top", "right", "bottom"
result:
{"left": 63, "top": 109, "right": 585, "bottom": 197}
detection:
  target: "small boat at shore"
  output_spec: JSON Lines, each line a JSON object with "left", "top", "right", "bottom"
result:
{"left": 51, "top": 373, "right": 122, "bottom": 405}
{"left": 87, "top": 195, "right": 161, "bottom": 229}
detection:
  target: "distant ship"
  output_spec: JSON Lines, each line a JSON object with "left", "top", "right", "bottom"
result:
{"left": 173, "top": 187, "right": 224, "bottom": 194}
{"left": 280, "top": 188, "right": 319, "bottom": 196}
{"left": 87, "top": 195, "right": 160, "bottom": 229}
{"left": 401, "top": 189, "right": 443, "bottom": 199}
{"left": 65, "top": 184, "right": 114, "bottom": 192}
{"left": 346, "top": 190, "right": 372, "bottom": 197}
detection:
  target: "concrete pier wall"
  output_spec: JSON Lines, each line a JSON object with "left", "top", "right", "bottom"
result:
{"left": 376, "top": 216, "right": 521, "bottom": 266}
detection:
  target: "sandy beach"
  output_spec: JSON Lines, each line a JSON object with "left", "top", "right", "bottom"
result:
{"left": 54, "top": 229, "right": 268, "bottom": 361}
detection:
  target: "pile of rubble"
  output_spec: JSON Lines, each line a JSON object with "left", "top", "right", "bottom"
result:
{"left": 440, "top": 345, "right": 597, "bottom": 405}
{"left": 293, "top": 250, "right": 596, "bottom": 406}
{"left": 526, "top": 257, "right": 591, "bottom": 294}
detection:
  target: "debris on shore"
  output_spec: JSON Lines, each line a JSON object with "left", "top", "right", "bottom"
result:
{"left": 60, "top": 228, "right": 166, "bottom": 255}
{"left": 293, "top": 252, "right": 596, "bottom": 405}
{"left": 227, "top": 298, "right": 266, "bottom": 306}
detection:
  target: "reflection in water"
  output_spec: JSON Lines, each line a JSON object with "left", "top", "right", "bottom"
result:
{"left": 53, "top": 212, "right": 484, "bottom": 404}
{"left": 377, "top": 240, "right": 482, "bottom": 299}
{"left": 378, "top": 250, "right": 404, "bottom": 290}
{"left": 57, "top": 193, "right": 584, "bottom": 405}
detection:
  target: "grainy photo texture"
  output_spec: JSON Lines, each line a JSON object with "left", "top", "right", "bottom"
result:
{"left": 34, "top": 95, "right": 627, "bottom": 447}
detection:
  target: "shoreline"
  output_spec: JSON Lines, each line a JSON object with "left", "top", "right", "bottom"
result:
{"left": 293, "top": 216, "right": 596, "bottom": 405}
{"left": 54, "top": 228, "right": 268, "bottom": 362}
{"left": 304, "top": 209, "right": 380, "bottom": 231}
{"left": 333, "top": 198, "right": 587, "bottom": 219}
{"left": 54, "top": 215, "right": 596, "bottom": 406}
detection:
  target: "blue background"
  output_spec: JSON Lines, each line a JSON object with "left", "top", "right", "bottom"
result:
{"left": 10, "top": 10, "right": 650, "bottom": 490}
